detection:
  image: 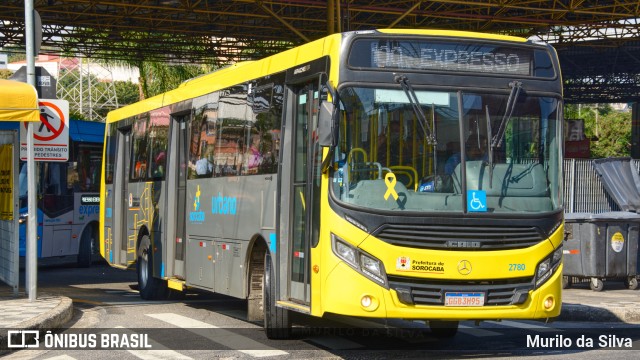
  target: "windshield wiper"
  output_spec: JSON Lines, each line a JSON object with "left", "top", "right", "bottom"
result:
{"left": 491, "top": 81, "right": 522, "bottom": 148}
{"left": 485, "top": 104, "right": 495, "bottom": 188}
{"left": 394, "top": 74, "right": 437, "bottom": 145}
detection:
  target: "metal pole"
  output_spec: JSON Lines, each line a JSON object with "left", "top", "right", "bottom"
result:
{"left": 25, "top": 0, "right": 38, "bottom": 301}
{"left": 327, "top": 0, "right": 334, "bottom": 35}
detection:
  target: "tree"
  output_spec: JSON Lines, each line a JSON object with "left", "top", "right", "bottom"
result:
{"left": 113, "top": 80, "right": 139, "bottom": 106}
{"left": 565, "top": 103, "right": 631, "bottom": 157}
{"left": 137, "top": 61, "right": 214, "bottom": 99}
{"left": 0, "top": 69, "right": 13, "bottom": 80}
{"left": 590, "top": 110, "right": 631, "bottom": 158}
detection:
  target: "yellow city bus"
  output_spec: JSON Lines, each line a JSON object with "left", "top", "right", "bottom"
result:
{"left": 100, "top": 29, "right": 564, "bottom": 338}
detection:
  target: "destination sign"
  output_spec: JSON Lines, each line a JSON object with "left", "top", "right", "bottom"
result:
{"left": 348, "top": 39, "right": 553, "bottom": 77}
{"left": 81, "top": 194, "right": 101, "bottom": 205}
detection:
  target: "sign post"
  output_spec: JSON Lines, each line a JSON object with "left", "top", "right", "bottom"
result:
{"left": 20, "top": 99, "right": 69, "bottom": 162}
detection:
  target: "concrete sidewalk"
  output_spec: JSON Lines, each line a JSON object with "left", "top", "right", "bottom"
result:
{"left": 0, "top": 292, "right": 73, "bottom": 351}
{"left": 560, "top": 280, "right": 640, "bottom": 323}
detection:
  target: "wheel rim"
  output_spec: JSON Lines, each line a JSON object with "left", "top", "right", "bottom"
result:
{"left": 140, "top": 250, "right": 149, "bottom": 287}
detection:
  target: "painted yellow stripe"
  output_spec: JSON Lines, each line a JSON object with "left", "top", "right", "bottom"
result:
{"left": 377, "top": 28, "right": 527, "bottom": 42}
{"left": 72, "top": 298, "right": 106, "bottom": 306}
{"left": 167, "top": 279, "right": 185, "bottom": 291}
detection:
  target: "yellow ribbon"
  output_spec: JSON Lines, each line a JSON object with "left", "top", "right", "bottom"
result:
{"left": 384, "top": 173, "right": 399, "bottom": 200}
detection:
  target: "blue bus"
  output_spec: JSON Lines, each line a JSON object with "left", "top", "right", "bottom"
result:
{"left": 0, "top": 119, "right": 104, "bottom": 267}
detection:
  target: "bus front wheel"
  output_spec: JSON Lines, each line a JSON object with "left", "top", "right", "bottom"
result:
{"left": 137, "top": 235, "right": 167, "bottom": 300}
{"left": 429, "top": 320, "right": 459, "bottom": 338}
{"left": 263, "top": 253, "right": 291, "bottom": 339}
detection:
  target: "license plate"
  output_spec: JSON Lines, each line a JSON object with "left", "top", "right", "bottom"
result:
{"left": 444, "top": 292, "right": 485, "bottom": 307}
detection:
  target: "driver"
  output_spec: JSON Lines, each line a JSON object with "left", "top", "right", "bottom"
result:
{"left": 444, "top": 133, "right": 488, "bottom": 175}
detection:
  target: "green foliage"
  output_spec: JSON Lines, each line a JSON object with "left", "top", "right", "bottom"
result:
{"left": 590, "top": 110, "right": 631, "bottom": 158}
{"left": 565, "top": 104, "right": 631, "bottom": 158}
{"left": 7, "top": 52, "right": 25, "bottom": 63}
{"left": 0, "top": 69, "right": 13, "bottom": 80}
{"left": 113, "top": 80, "right": 139, "bottom": 106}
{"left": 69, "top": 110, "right": 89, "bottom": 121}
{"left": 138, "top": 62, "right": 213, "bottom": 99}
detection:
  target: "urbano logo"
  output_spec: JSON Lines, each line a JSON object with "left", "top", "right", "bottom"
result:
{"left": 7, "top": 330, "right": 40, "bottom": 348}
{"left": 189, "top": 185, "right": 205, "bottom": 223}
{"left": 212, "top": 192, "right": 237, "bottom": 215}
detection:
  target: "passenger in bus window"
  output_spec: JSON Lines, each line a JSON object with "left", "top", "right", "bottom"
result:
{"left": 153, "top": 151, "right": 166, "bottom": 178}
{"left": 195, "top": 153, "right": 213, "bottom": 176}
{"left": 246, "top": 134, "right": 263, "bottom": 174}
{"left": 135, "top": 151, "right": 148, "bottom": 179}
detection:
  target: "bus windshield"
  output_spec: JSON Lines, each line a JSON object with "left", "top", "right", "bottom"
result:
{"left": 331, "top": 86, "right": 562, "bottom": 214}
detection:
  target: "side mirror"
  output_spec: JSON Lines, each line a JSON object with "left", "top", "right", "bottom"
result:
{"left": 318, "top": 101, "right": 335, "bottom": 147}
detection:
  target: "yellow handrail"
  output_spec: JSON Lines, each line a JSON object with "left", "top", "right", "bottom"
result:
{"left": 387, "top": 165, "right": 418, "bottom": 191}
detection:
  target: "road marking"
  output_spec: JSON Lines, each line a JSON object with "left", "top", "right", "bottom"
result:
{"left": 71, "top": 298, "right": 106, "bottom": 306}
{"left": 42, "top": 356, "right": 77, "bottom": 360}
{"left": 146, "top": 313, "right": 288, "bottom": 357}
{"left": 111, "top": 326, "right": 193, "bottom": 360}
{"left": 127, "top": 350, "right": 193, "bottom": 360}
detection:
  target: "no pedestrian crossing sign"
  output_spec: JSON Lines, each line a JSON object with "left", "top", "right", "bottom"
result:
{"left": 20, "top": 99, "right": 69, "bottom": 162}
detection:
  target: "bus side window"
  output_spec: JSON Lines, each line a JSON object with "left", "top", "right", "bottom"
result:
{"left": 67, "top": 161, "right": 80, "bottom": 191}
{"left": 131, "top": 113, "right": 150, "bottom": 181}
{"left": 189, "top": 99, "right": 218, "bottom": 179}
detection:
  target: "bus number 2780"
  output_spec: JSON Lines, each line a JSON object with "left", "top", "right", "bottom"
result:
{"left": 509, "top": 263, "right": 526, "bottom": 271}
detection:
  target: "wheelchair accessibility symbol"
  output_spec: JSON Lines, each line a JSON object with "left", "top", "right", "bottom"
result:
{"left": 467, "top": 190, "right": 487, "bottom": 212}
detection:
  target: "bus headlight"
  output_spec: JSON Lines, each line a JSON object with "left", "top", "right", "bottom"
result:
{"left": 360, "top": 253, "right": 385, "bottom": 285}
{"left": 332, "top": 234, "right": 388, "bottom": 288}
{"left": 334, "top": 238, "right": 357, "bottom": 266}
{"left": 18, "top": 213, "right": 28, "bottom": 224}
{"left": 535, "top": 246, "right": 563, "bottom": 288}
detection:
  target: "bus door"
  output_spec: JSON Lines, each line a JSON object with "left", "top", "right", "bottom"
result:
{"left": 283, "top": 79, "right": 322, "bottom": 304}
{"left": 113, "top": 128, "right": 131, "bottom": 266}
{"left": 165, "top": 115, "right": 188, "bottom": 278}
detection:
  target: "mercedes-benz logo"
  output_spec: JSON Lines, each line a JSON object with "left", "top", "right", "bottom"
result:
{"left": 457, "top": 260, "right": 472, "bottom": 275}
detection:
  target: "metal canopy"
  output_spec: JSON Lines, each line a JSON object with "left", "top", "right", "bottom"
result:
{"left": 1, "top": 1, "right": 640, "bottom": 103}
{"left": 560, "top": 39, "right": 640, "bottom": 103}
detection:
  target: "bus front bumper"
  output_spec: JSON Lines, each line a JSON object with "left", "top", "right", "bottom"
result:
{"left": 322, "top": 262, "right": 562, "bottom": 321}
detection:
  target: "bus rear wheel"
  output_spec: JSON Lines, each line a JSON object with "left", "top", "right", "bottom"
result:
{"left": 137, "top": 235, "right": 167, "bottom": 300}
{"left": 263, "top": 253, "right": 291, "bottom": 339}
{"left": 429, "top": 320, "right": 459, "bottom": 338}
{"left": 77, "top": 225, "right": 97, "bottom": 268}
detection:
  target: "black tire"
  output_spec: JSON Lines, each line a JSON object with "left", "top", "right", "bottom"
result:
{"left": 264, "top": 253, "right": 291, "bottom": 339}
{"left": 429, "top": 320, "right": 459, "bottom": 338}
{"left": 77, "top": 225, "right": 97, "bottom": 268}
{"left": 589, "top": 277, "right": 604, "bottom": 292}
{"left": 624, "top": 277, "right": 639, "bottom": 290}
{"left": 562, "top": 275, "right": 571, "bottom": 289}
{"left": 137, "top": 235, "right": 168, "bottom": 300}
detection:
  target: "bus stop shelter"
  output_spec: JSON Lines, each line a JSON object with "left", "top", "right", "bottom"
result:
{"left": 0, "top": 78, "right": 40, "bottom": 296}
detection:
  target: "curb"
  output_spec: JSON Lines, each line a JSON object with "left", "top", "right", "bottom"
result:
{"left": 0, "top": 296, "right": 73, "bottom": 353}
{"left": 560, "top": 303, "right": 640, "bottom": 323}
{"left": 16, "top": 296, "right": 74, "bottom": 330}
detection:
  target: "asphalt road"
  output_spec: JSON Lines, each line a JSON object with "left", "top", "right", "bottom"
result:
{"left": 3, "top": 262, "right": 640, "bottom": 359}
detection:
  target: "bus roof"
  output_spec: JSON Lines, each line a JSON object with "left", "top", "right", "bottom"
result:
{"left": 0, "top": 119, "right": 104, "bottom": 143}
{"left": 106, "top": 32, "right": 340, "bottom": 124}
{"left": 106, "top": 28, "right": 529, "bottom": 124}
